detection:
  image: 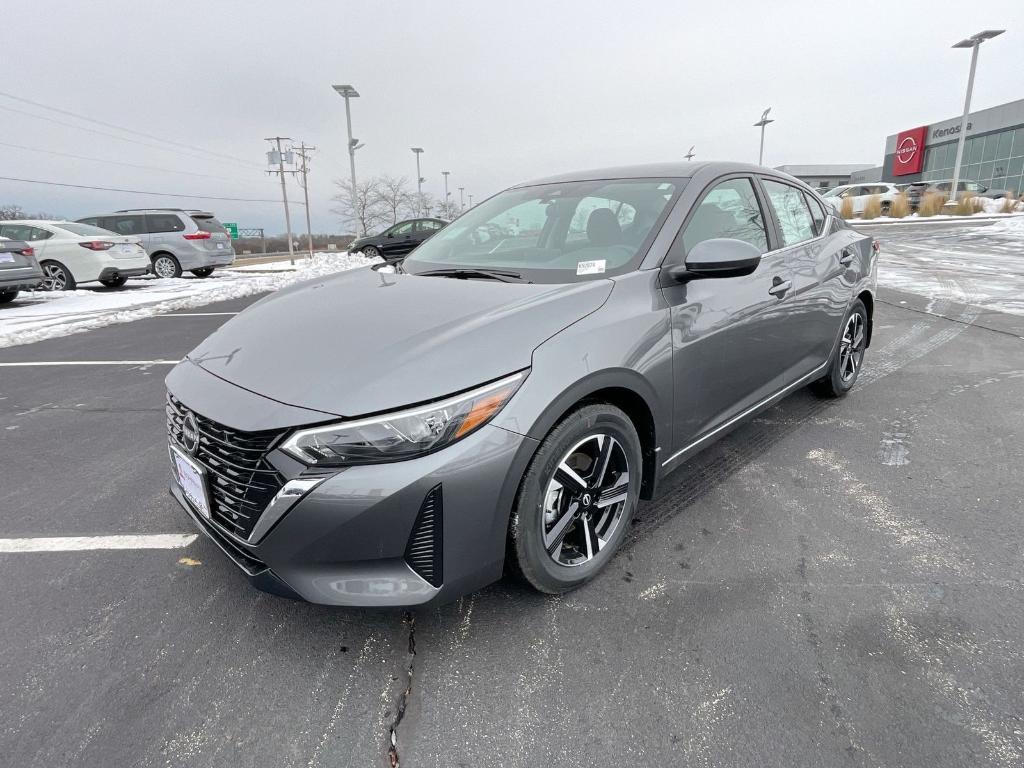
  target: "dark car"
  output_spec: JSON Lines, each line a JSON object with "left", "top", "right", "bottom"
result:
{"left": 166, "top": 161, "right": 877, "bottom": 607}
{"left": 906, "top": 179, "right": 984, "bottom": 210}
{"left": 0, "top": 236, "right": 44, "bottom": 304}
{"left": 348, "top": 218, "right": 447, "bottom": 262}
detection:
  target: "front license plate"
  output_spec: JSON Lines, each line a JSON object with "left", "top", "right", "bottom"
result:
{"left": 170, "top": 445, "right": 210, "bottom": 518}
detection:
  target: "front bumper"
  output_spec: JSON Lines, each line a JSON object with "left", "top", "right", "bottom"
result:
{"left": 168, "top": 420, "right": 531, "bottom": 607}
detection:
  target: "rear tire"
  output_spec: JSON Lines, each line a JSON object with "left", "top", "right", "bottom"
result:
{"left": 152, "top": 253, "right": 182, "bottom": 279}
{"left": 190, "top": 267, "right": 214, "bottom": 277}
{"left": 0, "top": 289, "right": 18, "bottom": 304}
{"left": 508, "top": 403, "right": 642, "bottom": 594}
{"left": 40, "top": 260, "right": 76, "bottom": 291}
{"left": 812, "top": 299, "right": 868, "bottom": 398}
{"left": 99, "top": 276, "right": 128, "bottom": 288}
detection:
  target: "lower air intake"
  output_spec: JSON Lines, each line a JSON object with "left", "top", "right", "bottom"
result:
{"left": 404, "top": 485, "right": 443, "bottom": 588}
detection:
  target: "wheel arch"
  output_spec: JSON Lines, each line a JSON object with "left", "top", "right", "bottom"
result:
{"left": 857, "top": 289, "right": 874, "bottom": 347}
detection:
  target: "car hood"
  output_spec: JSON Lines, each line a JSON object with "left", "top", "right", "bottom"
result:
{"left": 188, "top": 266, "right": 612, "bottom": 418}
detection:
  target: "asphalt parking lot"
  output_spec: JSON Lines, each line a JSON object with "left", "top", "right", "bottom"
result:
{"left": 2, "top": 225, "right": 1023, "bottom": 767}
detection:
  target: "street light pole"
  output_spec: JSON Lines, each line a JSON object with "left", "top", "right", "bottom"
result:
{"left": 468, "top": 194, "right": 473, "bottom": 208}
{"left": 411, "top": 148, "right": 424, "bottom": 215}
{"left": 754, "top": 108, "right": 774, "bottom": 166}
{"left": 950, "top": 30, "right": 1004, "bottom": 202}
{"left": 332, "top": 85, "right": 365, "bottom": 233}
{"left": 442, "top": 171, "right": 450, "bottom": 215}
{"left": 685, "top": 146, "right": 695, "bottom": 161}
{"left": 458, "top": 186, "right": 465, "bottom": 210}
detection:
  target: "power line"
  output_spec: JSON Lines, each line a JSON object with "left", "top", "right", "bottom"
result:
{"left": 0, "top": 175, "right": 305, "bottom": 204}
{"left": 0, "top": 90, "right": 261, "bottom": 169}
{"left": 0, "top": 141, "right": 260, "bottom": 185}
{"left": 0, "top": 103, "right": 264, "bottom": 171}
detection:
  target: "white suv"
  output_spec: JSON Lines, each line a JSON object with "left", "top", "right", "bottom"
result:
{"left": 822, "top": 183, "right": 902, "bottom": 216}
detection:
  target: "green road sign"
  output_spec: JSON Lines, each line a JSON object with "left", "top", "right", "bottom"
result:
{"left": 223, "top": 222, "right": 239, "bottom": 240}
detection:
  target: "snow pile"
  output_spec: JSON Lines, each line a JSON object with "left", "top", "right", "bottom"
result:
{"left": 0, "top": 252, "right": 378, "bottom": 349}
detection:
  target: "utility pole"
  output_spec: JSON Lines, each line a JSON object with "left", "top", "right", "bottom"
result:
{"left": 411, "top": 148, "right": 424, "bottom": 215}
{"left": 265, "top": 136, "right": 296, "bottom": 264}
{"left": 458, "top": 186, "right": 465, "bottom": 210}
{"left": 292, "top": 141, "right": 316, "bottom": 260}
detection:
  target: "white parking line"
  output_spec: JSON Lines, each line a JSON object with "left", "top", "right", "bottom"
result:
{"left": 0, "top": 534, "right": 198, "bottom": 553}
{"left": 160, "top": 312, "right": 239, "bottom": 317}
{"left": 0, "top": 360, "right": 179, "bottom": 367}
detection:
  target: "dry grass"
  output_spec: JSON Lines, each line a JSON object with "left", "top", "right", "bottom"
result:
{"left": 861, "top": 195, "right": 882, "bottom": 220}
{"left": 839, "top": 197, "right": 855, "bottom": 220}
{"left": 917, "top": 192, "right": 948, "bottom": 217}
{"left": 1000, "top": 194, "right": 1018, "bottom": 214}
{"left": 889, "top": 193, "right": 911, "bottom": 218}
{"left": 953, "top": 192, "right": 982, "bottom": 216}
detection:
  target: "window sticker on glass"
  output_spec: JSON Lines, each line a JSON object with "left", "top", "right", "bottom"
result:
{"left": 576, "top": 259, "right": 606, "bottom": 276}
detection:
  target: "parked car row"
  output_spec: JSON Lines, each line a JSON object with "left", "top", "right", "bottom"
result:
{"left": 0, "top": 208, "right": 235, "bottom": 304}
{"left": 822, "top": 179, "right": 1011, "bottom": 216}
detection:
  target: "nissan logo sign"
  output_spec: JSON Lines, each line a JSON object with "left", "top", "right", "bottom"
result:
{"left": 181, "top": 411, "right": 200, "bottom": 454}
{"left": 895, "top": 135, "right": 919, "bottom": 165}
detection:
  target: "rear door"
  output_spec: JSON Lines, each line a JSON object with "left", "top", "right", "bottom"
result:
{"left": 662, "top": 175, "right": 795, "bottom": 450}
{"left": 413, "top": 219, "right": 443, "bottom": 248}
{"left": 145, "top": 213, "right": 186, "bottom": 255}
{"left": 102, "top": 215, "right": 149, "bottom": 252}
{"left": 759, "top": 178, "right": 857, "bottom": 377}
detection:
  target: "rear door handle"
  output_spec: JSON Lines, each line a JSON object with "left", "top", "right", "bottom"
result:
{"left": 768, "top": 278, "right": 791, "bottom": 297}
{"left": 839, "top": 249, "right": 854, "bottom": 266}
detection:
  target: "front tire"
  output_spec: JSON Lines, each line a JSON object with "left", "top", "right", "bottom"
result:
{"left": 40, "top": 261, "right": 76, "bottom": 291}
{"left": 812, "top": 299, "right": 868, "bottom": 398}
{"left": 152, "top": 253, "right": 182, "bottom": 279}
{"left": 190, "top": 267, "right": 214, "bottom": 277}
{"left": 99, "top": 276, "right": 128, "bottom": 288}
{"left": 508, "top": 403, "right": 642, "bottom": 594}
{"left": 361, "top": 245, "right": 381, "bottom": 260}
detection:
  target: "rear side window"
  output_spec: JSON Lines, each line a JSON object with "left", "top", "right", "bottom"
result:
{"left": 679, "top": 177, "right": 769, "bottom": 256}
{"left": 147, "top": 214, "right": 186, "bottom": 233}
{"left": 762, "top": 180, "right": 816, "bottom": 246}
{"left": 803, "top": 192, "right": 826, "bottom": 236}
{"left": 190, "top": 215, "right": 227, "bottom": 234}
{"left": 416, "top": 219, "right": 442, "bottom": 232}
{"left": 104, "top": 215, "right": 147, "bottom": 236}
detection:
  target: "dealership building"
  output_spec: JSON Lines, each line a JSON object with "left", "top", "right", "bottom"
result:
{"left": 883, "top": 97, "right": 1024, "bottom": 193}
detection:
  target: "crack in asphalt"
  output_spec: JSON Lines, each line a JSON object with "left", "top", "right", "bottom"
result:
{"left": 387, "top": 611, "right": 416, "bottom": 768}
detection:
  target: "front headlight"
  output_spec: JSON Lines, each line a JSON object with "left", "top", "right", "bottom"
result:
{"left": 280, "top": 371, "right": 527, "bottom": 467}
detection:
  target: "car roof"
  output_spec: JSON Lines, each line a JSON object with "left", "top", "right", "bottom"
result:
{"left": 0, "top": 220, "right": 70, "bottom": 226}
{"left": 513, "top": 160, "right": 783, "bottom": 187}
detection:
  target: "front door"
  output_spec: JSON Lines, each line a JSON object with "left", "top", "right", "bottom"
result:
{"left": 660, "top": 175, "right": 795, "bottom": 455}
{"left": 381, "top": 221, "right": 415, "bottom": 258}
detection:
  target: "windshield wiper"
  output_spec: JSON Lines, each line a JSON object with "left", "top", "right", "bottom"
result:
{"left": 414, "top": 267, "right": 527, "bottom": 283}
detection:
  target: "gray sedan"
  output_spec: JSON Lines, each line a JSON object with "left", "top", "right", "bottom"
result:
{"left": 0, "top": 236, "right": 43, "bottom": 304}
{"left": 165, "top": 161, "right": 877, "bottom": 607}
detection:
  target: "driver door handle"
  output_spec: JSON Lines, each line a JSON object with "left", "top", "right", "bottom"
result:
{"left": 839, "top": 249, "right": 855, "bottom": 266}
{"left": 768, "top": 278, "right": 791, "bottom": 297}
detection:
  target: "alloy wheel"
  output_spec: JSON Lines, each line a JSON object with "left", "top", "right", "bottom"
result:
{"left": 153, "top": 256, "right": 177, "bottom": 278}
{"left": 839, "top": 312, "right": 866, "bottom": 384}
{"left": 542, "top": 434, "right": 631, "bottom": 567}
{"left": 363, "top": 245, "right": 380, "bottom": 259}
{"left": 41, "top": 263, "right": 68, "bottom": 291}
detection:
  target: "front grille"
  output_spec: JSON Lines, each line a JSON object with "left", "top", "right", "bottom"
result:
{"left": 404, "top": 485, "right": 443, "bottom": 588}
{"left": 167, "top": 392, "right": 285, "bottom": 540}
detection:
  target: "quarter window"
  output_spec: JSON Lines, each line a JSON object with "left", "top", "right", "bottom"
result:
{"left": 678, "top": 178, "right": 769, "bottom": 257}
{"left": 763, "top": 179, "right": 816, "bottom": 247}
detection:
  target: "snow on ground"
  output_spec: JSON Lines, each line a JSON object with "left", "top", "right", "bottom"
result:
{"left": 876, "top": 216, "right": 1024, "bottom": 316}
{"left": 846, "top": 207, "right": 1024, "bottom": 225}
{"left": 0, "top": 252, "right": 378, "bottom": 349}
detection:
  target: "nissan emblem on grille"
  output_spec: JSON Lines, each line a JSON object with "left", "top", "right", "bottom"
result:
{"left": 181, "top": 411, "right": 200, "bottom": 454}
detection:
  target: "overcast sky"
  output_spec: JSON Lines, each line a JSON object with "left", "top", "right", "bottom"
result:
{"left": 3, "top": 1, "right": 1022, "bottom": 234}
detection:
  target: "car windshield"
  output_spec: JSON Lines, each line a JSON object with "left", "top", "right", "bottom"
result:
{"left": 402, "top": 178, "right": 682, "bottom": 283}
{"left": 58, "top": 222, "right": 117, "bottom": 236}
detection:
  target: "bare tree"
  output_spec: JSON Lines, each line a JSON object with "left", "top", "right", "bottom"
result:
{"left": 374, "top": 175, "right": 415, "bottom": 225}
{"left": 437, "top": 198, "right": 462, "bottom": 221}
{"left": 413, "top": 191, "right": 439, "bottom": 218}
{"left": 1, "top": 204, "right": 63, "bottom": 221}
{"left": 331, "top": 178, "right": 387, "bottom": 236}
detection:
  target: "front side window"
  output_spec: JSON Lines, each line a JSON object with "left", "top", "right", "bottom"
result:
{"left": 763, "top": 179, "right": 816, "bottom": 247}
{"left": 679, "top": 178, "right": 768, "bottom": 257}
{"left": 147, "top": 214, "right": 185, "bottom": 233}
{"left": 403, "top": 178, "right": 681, "bottom": 283}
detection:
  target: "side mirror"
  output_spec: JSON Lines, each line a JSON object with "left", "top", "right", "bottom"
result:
{"left": 666, "top": 238, "right": 762, "bottom": 282}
